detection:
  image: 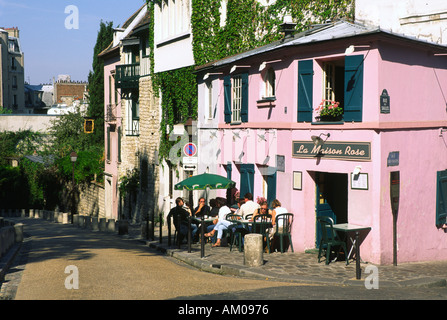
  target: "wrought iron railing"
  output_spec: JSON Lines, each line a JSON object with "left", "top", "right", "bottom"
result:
{"left": 115, "top": 63, "right": 140, "bottom": 89}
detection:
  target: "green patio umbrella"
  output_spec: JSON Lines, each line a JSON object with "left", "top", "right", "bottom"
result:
{"left": 174, "top": 173, "right": 236, "bottom": 191}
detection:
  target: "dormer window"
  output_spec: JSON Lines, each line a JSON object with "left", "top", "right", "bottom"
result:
{"left": 224, "top": 73, "right": 249, "bottom": 124}
{"left": 263, "top": 67, "right": 276, "bottom": 99}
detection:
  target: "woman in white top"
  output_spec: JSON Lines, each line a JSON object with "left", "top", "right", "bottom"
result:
{"left": 271, "top": 199, "right": 288, "bottom": 232}
{"left": 204, "top": 197, "right": 231, "bottom": 247}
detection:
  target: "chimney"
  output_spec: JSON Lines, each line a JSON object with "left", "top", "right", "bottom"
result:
{"left": 280, "top": 15, "right": 296, "bottom": 40}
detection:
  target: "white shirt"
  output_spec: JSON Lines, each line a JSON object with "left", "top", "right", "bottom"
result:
{"left": 274, "top": 207, "right": 288, "bottom": 226}
{"left": 218, "top": 205, "right": 231, "bottom": 221}
{"left": 239, "top": 200, "right": 260, "bottom": 219}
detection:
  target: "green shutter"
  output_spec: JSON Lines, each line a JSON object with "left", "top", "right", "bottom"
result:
{"left": 240, "top": 164, "right": 255, "bottom": 196}
{"left": 436, "top": 170, "right": 447, "bottom": 227}
{"left": 224, "top": 75, "right": 232, "bottom": 123}
{"left": 267, "top": 171, "right": 277, "bottom": 207}
{"left": 226, "top": 163, "right": 232, "bottom": 179}
{"left": 241, "top": 73, "right": 249, "bottom": 123}
{"left": 297, "top": 60, "right": 314, "bottom": 122}
{"left": 107, "top": 127, "right": 111, "bottom": 161}
{"left": 118, "top": 126, "right": 122, "bottom": 163}
{"left": 344, "top": 55, "right": 364, "bottom": 122}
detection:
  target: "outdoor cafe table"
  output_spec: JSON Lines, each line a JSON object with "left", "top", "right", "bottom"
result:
{"left": 332, "top": 223, "right": 371, "bottom": 280}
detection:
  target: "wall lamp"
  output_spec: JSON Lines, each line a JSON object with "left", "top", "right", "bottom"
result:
{"left": 203, "top": 72, "right": 223, "bottom": 80}
{"left": 259, "top": 59, "right": 282, "bottom": 72}
{"left": 230, "top": 65, "right": 251, "bottom": 74}
{"left": 311, "top": 133, "right": 330, "bottom": 146}
{"left": 345, "top": 44, "right": 371, "bottom": 55}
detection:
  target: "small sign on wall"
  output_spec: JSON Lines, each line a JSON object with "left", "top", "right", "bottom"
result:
{"left": 387, "top": 151, "right": 399, "bottom": 167}
{"left": 351, "top": 173, "right": 368, "bottom": 190}
{"left": 293, "top": 171, "right": 302, "bottom": 190}
{"left": 380, "top": 89, "right": 390, "bottom": 114}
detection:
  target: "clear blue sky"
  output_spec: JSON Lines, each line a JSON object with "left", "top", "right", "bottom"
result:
{"left": 0, "top": 0, "right": 146, "bottom": 84}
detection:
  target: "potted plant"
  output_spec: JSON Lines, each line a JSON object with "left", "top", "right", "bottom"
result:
{"left": 315, "top": 99, "right": 343, "bottom": 121}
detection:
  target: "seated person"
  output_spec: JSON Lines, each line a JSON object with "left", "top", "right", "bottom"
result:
{"left": 167, "top": 197, "right": 198, "bottom": 243}
{"left": 194, "top": 197, "right": 211, "bottom": 218}
{"left": 252, "top": 201, "right": 273, "bottom": 236}
{"left": 271, "top": 199, "right": 288, "bottom": 232}
{"left": 204, "top": 197, "right": 231, "bottom": 247}
{"left": 239, "top": 192, "right": 260, "bottom": 219}
{"left": 208, "top": 198, "right": 219, "bottom": 217}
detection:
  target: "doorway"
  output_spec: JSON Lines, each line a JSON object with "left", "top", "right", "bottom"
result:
{"left": 315, "top": 172, "right": 348, "bottom": 247}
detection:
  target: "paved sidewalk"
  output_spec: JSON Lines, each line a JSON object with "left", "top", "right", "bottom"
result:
{"left": 132, "top": 224, "right": 447, "bottom": 288}
{"left": 2, "top": 217, "right": 447, "bottom": 291}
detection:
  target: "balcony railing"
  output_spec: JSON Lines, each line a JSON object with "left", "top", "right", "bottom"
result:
{"left": 126, "top": 118, "right": 140, "bottom": 136}
{"left": 115, "top": 63, "right": 140, "bottom": 89}
{"left": 106, "top": 104, "right": 117, "bottom": 123}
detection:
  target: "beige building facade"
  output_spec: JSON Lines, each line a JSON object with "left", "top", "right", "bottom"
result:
{"left": 0, "top": 27, "right": 25, "bottom": 113}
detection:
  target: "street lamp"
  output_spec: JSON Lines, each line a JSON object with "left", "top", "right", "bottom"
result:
{"left": 70, "top": 151, "right": 77, "bottom": 224}
{"left": 70, "top": 151, "right": 78, "bottom": 163}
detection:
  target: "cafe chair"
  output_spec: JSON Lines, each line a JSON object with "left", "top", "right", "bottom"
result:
{"left": 317, "top": 216, "right": 349, "bottom": 265}
{"left": 253, "top": 214, "right": 272, "bottom": 253}
{"left": 225, "top": 214, "right": 243, "bottom": 251}
{"left": 273, "top": 213, "right": 294, "bottom": 253}
{"left": 173, "top": 214, "right": 184, "bottom": 248}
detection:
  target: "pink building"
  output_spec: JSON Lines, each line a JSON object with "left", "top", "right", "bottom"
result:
{"left": 99, "top": 40, "right": 121, "bottom": 220}
{"left": 196, "top": 21, "right": 447, "bottom": 265}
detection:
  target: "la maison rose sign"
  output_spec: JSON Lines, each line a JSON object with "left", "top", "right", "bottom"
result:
{"left": 292, "top": 141, "right": 371, "bottom": 161}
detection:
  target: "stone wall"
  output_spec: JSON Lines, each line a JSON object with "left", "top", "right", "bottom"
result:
{"left": 118, "top": 74, "right": 161, "bottom": 223}
{"left": 60, "top": 182, "right": 105, "bottom": 218}
{"left": 0, "top": 114, "right": 58, "bottom": 133}
{"left": 78, "top": 182, "right": 105, "bottom": 218}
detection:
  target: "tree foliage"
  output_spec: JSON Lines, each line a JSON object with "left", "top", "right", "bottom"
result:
{"left": 46, "top": 108, "right": 104, "bottom": 184}
{"left": 87, "top": 20, "right": 114, "bottom": 146}
{"left": 0, "top": 130, "right": 43, "bottom": 166}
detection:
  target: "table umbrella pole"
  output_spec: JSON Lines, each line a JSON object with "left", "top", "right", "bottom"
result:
{"left": 188, "top": 215, "right": 192, "bottom": 253}
{"left": 201, "top": 215, "right": 205, "bottom": 258}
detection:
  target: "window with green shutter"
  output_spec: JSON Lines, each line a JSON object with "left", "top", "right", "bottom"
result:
{"left": 436, "top": 170, "right": 447, "bottom": 228}
{"left": 224, "top": 73, "right": 249, "bottom": 124}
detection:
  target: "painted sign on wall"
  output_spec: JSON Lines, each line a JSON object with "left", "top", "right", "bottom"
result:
{"left": 292, "top": 141, "right": 371, "bottom": 161}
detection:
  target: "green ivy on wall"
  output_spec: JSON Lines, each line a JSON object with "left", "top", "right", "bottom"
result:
{"left": 155, "top": 66, "right": 198, "bottom": 160}
{"left": 146, "top": 0, "right": 354, "bottom": 161}
{"left": 192, "top": 0, "right": 355, "bottom": 65}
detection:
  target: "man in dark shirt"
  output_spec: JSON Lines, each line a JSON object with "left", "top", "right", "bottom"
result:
{"left": 167, "top": 197, "right": 197, "bottom": 243}
{"left": 194, "top": 197, "right": 211, "bottom": 218}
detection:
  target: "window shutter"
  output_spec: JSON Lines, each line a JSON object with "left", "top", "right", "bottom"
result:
{"left": 241, "top": 73, "right": 249, "bottom": 123}
{"left": 118, "top": 126, "right": 122, "bottom": 163}
{"left": 240, "top": 164, "right": 255, "bottom": 196}
{"left": 297, "top": 60, "right": 314, "bottom": 122}
{"left": 107, "top": 127, "right": 111, "bottom": 161}
{"left": 436, "top": 170, "right": 447, "bottom": 227}
{"left": 226, "top": 163, "right": 232, "bottom": 179}
{"left": 224, "top": 75, "right": 232, "bottom": 123}
{"left": 267, "top": 172, "right": 277, "bottom": 207}
{"left": 344, "top": 55, "right": 364, "bottom": 122}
